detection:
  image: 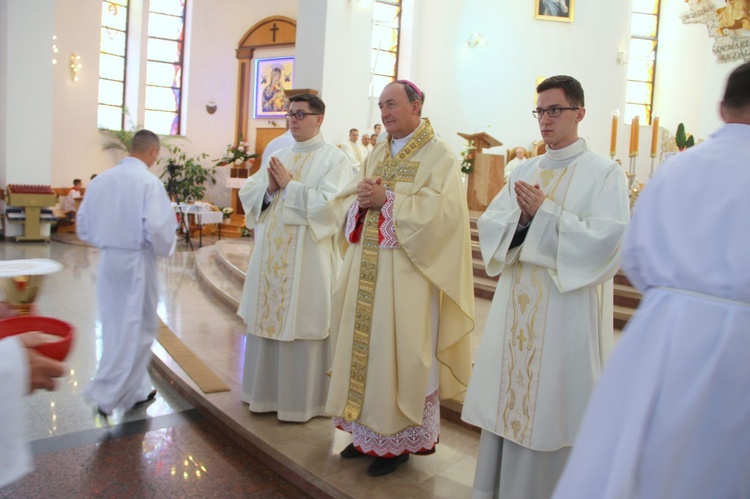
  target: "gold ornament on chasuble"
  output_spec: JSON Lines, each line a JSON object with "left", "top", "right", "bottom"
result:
{"left": 253, "top": 151, "right": 314, "bottom": 340}
{"left": 496, "top": 164, "right": 574, "bottom": 446}
{"left": 343, "top": 120, "right": 435, "bottom": 422}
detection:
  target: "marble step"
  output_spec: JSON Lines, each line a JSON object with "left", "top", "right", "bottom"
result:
{"left": 614, "top": 283, "right": 642, "bottom": 308}
{"left": 613, "top": 304, "right": 636, "bottom": 331}
{"left": 214, "top": 238, "right": 252, "bottom": 287}
{"left": 473, "top": 259, "right": 497, "bottom": 281}
{"left": 194, "top": 245, "right": 242, "bottom": 311}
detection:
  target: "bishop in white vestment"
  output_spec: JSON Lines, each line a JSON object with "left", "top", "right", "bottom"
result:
{"left": 462, "top": 76, "right": 629, "bottom": 498}
{"left": 238, "top": 93, "right": 351, "bottom": 422}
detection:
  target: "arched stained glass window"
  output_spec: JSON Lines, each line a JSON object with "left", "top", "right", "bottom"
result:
{"left": 97, "top": 0, "right": 188, "bottom": 135}
{"left": 98, "top": 0, "right": 129, "bottom": 131}
{"left": 145, "top": 0, "right": 186, "bottom": 135}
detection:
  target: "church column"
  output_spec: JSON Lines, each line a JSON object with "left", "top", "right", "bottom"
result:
{"left": 0, "top": 0, "right": 56, "bottom": 187}
{"left": 295, "top": 0, "right": 373, "bottom": 141}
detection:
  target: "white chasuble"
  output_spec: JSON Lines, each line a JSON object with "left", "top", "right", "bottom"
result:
{"left": 462, "top": 139, "right": 630, "bottom": 451}
{"left": 237, "top": 134, "right": 351, "bottom": 342}
{"left": 497, "top": 165, "right": 574, "bottom": 447}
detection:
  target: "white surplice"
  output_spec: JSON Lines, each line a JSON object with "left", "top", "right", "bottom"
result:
{"left": 0, "top": 337, "right": 32, "bottom": 489}
{"left": 237, "top": 133, "right": 351, "bottom": 422}
{"left": 77, "top": 157, "right": 176, "bottom": 414}
{"left": 339, "top": 140, "right": 366, "bottom": 174}
{"left": 462, "top": 139, "right": 629, "bottom": 498}
{"left": 553, "top": 124, "right": 750, "bottom": 499}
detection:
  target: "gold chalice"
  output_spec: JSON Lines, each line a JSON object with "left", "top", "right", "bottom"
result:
{"left": 0, "top": 259, "right": 63, "bottom": 315}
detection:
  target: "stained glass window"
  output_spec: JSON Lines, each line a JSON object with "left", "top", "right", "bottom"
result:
{"left": 625, "top": 1, "right": 661, "bottom": 124}
{"left": 370, "top": 0, "right": 401, "bottom": 98}
{"left": 145, "top": 0, "right": 185, "bottom": 135}
{"left": 97, "top": 0, "right": 129, "bottom": 131}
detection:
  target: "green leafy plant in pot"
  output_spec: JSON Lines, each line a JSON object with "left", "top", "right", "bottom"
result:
{"left": 675, "top": 123, "right": 695, "bottom": 151}
{"left": 159, "top": 144, "right": 215, "bottom": 203}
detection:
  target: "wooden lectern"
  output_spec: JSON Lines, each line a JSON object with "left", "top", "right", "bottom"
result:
{"left": 458, "top": 132, "right": 504, "bottom": 211}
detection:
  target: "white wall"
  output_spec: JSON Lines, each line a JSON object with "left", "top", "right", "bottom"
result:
{"left": 6, "top": 0, "right": 745, "bottom": 191}
{"left": 654, "top": 0, "right": 736, "bottom": 141}
{"left": 296, "top": 0, "right": 373, "bottom": 147}
{"left": 408, "top": 0, "right": 631, "bottom": 160}
{"left": 45, "top": 0, "right": 296, "bottom": 189}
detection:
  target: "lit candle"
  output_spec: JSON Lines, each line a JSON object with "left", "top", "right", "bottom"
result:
{"left": 630, "top": 115, "right": 639, "bottom": 157}
{"left": 610, "top": 112, "right": 618, "bottom": 157}
{"left": 650, "top": 115, "right": 659, "bottom": 158}
{"left": 635, "top": 116, "right": 640, "bottom": 156}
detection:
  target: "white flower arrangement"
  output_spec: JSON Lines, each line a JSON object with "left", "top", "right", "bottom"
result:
{"left": 215, "top": 140, "right": 257, "bottom": 167}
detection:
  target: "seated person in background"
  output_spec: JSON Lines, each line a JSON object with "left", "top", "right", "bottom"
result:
{"left": 60, "top": 179, "right": 83, "bottom": 223}
{"left": 504, "top": 147, "right": 528, "bottom": 180}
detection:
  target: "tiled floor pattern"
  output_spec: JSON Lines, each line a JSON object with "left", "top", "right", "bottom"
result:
{"left": 2, "top": 234, "right": 482, "bottom": 498}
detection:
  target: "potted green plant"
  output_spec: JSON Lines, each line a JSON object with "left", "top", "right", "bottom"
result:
{"left": 159, "top": 144, "right": 215, "bottom": 202}
{"left": 675, "top": 123, "right": 695, "bottom": 151}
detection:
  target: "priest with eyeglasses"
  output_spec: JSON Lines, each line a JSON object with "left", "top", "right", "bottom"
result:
{"left": 237, "top": 92, "right": 351, "bottom": 422}
{"left": 461, "top": 75, "right": 630, "bottom": 498}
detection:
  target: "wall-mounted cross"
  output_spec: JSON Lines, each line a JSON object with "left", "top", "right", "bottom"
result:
{"left": 270, "top": 23, "right": 279, "bottom": 42}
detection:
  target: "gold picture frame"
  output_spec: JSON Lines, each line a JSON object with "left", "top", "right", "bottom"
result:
{"left": 535, "top": 0, "right": 574, "bottom": 23}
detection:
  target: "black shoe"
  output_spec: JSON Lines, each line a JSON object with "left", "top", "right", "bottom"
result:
{"left": 340, "top": 443, "right": 367, "bottom": 459}
{"left": 366, "top": 454, "right": 409, "bottom": 476}
{"left": 96, "top": 406, "right": 110, "bottom": 422}
{"left": 133, "top": 389, "right": 157, "bottom": 408}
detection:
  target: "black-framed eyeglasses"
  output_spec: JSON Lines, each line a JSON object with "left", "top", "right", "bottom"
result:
{"left": 532, "top": 107, "right": 580, "bottom": 119}
{"left": 285, "top": 111, "right": 322, "bottom": 120}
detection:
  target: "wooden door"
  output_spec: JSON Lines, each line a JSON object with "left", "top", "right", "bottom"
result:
{"left": 254, "top": 128, "right": 286, "bottom": 175}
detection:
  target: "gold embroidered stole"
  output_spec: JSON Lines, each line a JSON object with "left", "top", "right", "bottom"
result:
{"left": 253, "top": 151, "right": 314, "bottom": 339}
{"left": 497, "top": 164, "right": 574, "bottom": 445}
{"left": 343, "top": 120, "right": 434, "bottom": 422}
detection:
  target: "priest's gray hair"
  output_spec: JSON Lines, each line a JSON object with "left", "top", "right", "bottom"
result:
{"left": 131, "top": 129, "right": 160, "bottom": 154}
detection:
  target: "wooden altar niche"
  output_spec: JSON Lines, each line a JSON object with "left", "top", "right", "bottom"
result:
{"left": 232, "top": 16, "right": 296, "bottom": 215}
{"left": 459, "top": 132, "right": 504, "bottom": 211}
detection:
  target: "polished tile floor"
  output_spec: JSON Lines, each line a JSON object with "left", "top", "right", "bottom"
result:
{"left": 0, "top": 236, "right": 311, "bottom": 498}
{"left": 0, "top": 234, "right": 485, "bottom": 498}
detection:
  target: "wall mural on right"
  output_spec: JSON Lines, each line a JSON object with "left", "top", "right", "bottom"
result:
{"left": 681, "top": 0, "right": 750, "bottom": 63}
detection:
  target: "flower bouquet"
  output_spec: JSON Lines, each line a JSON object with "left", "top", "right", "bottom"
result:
{"left": 460, "top": 140, "right": 476, "bottom": 175}
{"left": 215, "top": 140, "right": 258, "bottom": 167}
{"left": 221, "top": 207, "right": 234, "bottom": 219}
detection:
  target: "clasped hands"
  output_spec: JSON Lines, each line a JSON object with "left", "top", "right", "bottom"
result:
{"left": 357, "top": 177, "right": 387, "bottom": 210}
{"left": 266, "top": 157, "right": 294, "bottom": 195}
{"left": 515, "top": 180, "right": 545, "bottom": 226}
